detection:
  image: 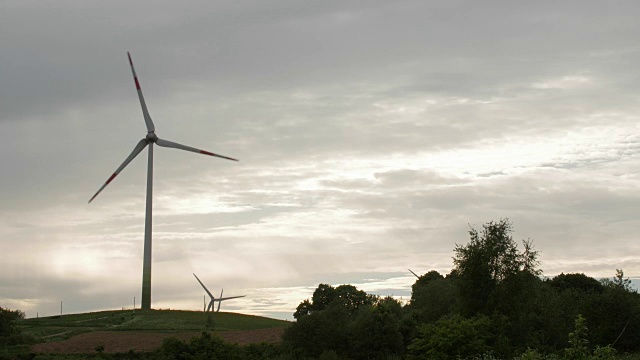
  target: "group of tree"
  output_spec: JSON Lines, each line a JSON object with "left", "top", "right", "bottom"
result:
{"left": 282, "top": 219, "right": 640, "bottom": 359}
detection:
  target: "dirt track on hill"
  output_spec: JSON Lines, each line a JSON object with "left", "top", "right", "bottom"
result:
{"left": 31, "top": 327, "right": 285, "bottom": 354}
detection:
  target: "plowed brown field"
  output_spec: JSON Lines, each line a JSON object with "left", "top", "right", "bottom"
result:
{"left": 31, "top": 327, "right": 285, "bottom": 354}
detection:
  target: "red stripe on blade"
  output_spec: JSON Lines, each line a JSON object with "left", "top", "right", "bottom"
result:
{"left": 200, "top": 150, "right": 214, "bottom": 156}
{"left": 106, "top": 173, "right": 117, "bottom": 184}
{"left": 134, "top": 78, "right": 141, "bottom": 90}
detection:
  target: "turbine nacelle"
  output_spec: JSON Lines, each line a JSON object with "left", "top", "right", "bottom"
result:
{"left": 146, "top": 132, "right": 158, "bottom": 143}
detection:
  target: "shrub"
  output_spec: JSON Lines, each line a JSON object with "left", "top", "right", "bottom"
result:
{"left": 407, "top": 314, "right": 500, "bottom": 360}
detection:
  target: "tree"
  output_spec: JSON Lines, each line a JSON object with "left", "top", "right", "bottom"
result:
{"left": 293, "top": 299, "right": 313, "bottom": 320}
{"left": 548, "top": 273, "right": 604, "bottom": 294}
{"left": 287, "top": 284, "right": 402, "bottom": 358}
{"left": 294, "top": 283, "right": 374, "bottom": 320}
{"left": 411, "top": 270, "right": 444, "bottom": 293}
{"left": 348, "top": 297, "right": 405, "bottom": 359}
{"left": 0, "top": 307, "right": 27, "bottom": 346}
{"left": 334, "top": 284, "right": 374, "bottom": 315}
{"left": 312, "top": 283, "right": 338, "bottom": 310}
{"left": 452, "top": 218, "right": 540, "bottom": 315}
{"left": 410, "top": 275, "right": 460, "bottom": 323}
{"left": 600, "top": 269, "right": 634, "bottom": 292}
{"left": 283, "top": 300, "right": 352, "bottom": 358}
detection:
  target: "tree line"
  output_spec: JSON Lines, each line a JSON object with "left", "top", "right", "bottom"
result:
{"left": 282, "top": 219, "right": 640, "bottom": 359}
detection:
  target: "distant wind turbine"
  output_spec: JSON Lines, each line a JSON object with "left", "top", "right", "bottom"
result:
{"left": 89, "top": 52, "right": 238, "bottom": 310}
{"left": 193, "top": 273, "right": 246, "bottom": 312}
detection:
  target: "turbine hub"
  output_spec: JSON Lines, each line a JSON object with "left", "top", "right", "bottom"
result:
{"left": 146, "top": 132, "right": 158, "bottom": 143}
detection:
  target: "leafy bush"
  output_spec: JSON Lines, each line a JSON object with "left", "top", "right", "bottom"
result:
{"left": 0, "top": 307, "right": 31, "bottom": 346}
{"left": 157, "top": 332, "right": 244, "bottom": 359}
{"left": 407, "top": 314, "right": 508, "bottom": 360}
{"left": 565, "top": 314, "right": 589, "bottom": 360}
{"left": 283, "top": 300, "right": 351, "bottom": 357}
{"left": 347, "top": 298, "right": 405, "bottom": 359}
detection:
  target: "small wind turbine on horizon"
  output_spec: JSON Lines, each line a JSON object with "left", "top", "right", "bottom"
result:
{"left": 193, "top": 273, "right": 246, "bottom": 312}
{"left": 89, "top": 52, "right": 238, "bottom": 310}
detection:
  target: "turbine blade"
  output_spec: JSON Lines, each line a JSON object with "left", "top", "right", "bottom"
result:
{"left": 156, "top": 138, "right": 238, "bottom": 162}
{"left": 193, "top": 273, "right": 215, "bottom": 299}
{"left": 218, "top": 295, "right": 246, "bottom": 301}
{"left": 408, "top": 269, "right": 420, "bottom": 279}
{"left": 217, "top": 290, "right": 223, "bottom": 312}
{"left": 127, "top": 52, "right": 155, "bottom": 132}
{"left": 89, "top": 139, "right": 148, "bottom": 203}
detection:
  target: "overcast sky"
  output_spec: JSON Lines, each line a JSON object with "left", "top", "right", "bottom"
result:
{"left": 2, "top": 1, "right": 640, "bottom": 320}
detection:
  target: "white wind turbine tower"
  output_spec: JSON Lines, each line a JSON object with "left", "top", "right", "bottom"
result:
{"left": 193, "top": 273, "right": 246, "bottom": 312}
{"left": 89, "top": 52, "right": 238, "bottom": 310}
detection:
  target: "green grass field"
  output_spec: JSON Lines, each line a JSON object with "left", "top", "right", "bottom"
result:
{"left": 16, "top": 309, "right": 289, "bottom": 341}
{"left": 0, "top": 309, "right": 290, "bottom": 359}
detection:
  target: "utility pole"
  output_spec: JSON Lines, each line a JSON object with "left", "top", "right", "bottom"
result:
{"left": 60, "top": 301, "right": 62, "bottom": 316}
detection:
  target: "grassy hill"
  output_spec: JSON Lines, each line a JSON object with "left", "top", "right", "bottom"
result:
{"left": 0, "top": 309, "right": 289, "bottom": 358}
{"left": 17, "top": 309, "right": 289, "bottom": 342}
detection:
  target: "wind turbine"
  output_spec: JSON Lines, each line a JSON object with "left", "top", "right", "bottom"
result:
{"left": 89, "top": 52, "right": 238, "bottom": 310}
{"left": 193, "top": 273, "right": 246, "bottom": 312}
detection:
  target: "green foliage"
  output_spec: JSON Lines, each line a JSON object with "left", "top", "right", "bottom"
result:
{"left": 453, "top": 219, "right": 541, "bottom": 315}
{"left": 411, "top": 270, "right": 445, "bottom": 293}
{"left": 348, "top": 297, "right": 405, "bottom": 359}
{"left": 284, "top": 300, "right": 351, "bottom": 357}
{"left": 565, "top": 314, "right": 589, "bottom": 360}
{"left": 515, "top": 349, "right": 561, "bottom": 360}
{"left": 317, "top": 350, "right": 341, "bottom": 360}
{"left": 491, "top": 272, "right": 562, "bottom": 352}
{"left": 592, "top": 345, "right": 616, "bottom": 360}
{"left": 0, "top": 306, "right": 24, "bottom": 336}
{"left": 293, "top": 299, "right": 313, "bottom": 320}
{"left": 0, "top": 306, "right": 31, "bottom": 346}
{"left": 601, "top": 270, "right": 634, "bottom": 293}
{"left": 549, "top": 273, "right": 605, "bottom": 294}
{"left": 287, "top": 285, "right": 405, "bottom": 359}
{"left": 518, "top": 348, "right": 546, "bottom": 360}
{"left": 157, "top": 332, "right": 243, "bottom": 359}
{"left": 294, "top": 283, "right": 374, "bottom": 320}
{"left": 410, "top": 272, "right": 460, "bottom": 324}
{"left": 584, "top": 283, "right": 640, "bottom": 352}
{"left": 407, "top": 314, "right": 508, "bottom": 360}
{"left": 404, "top": 220, "right": 640, "bottom": 357}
